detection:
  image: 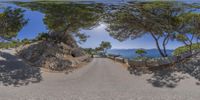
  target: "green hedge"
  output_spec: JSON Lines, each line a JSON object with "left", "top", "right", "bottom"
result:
{"left": 173, "top": 43, "right": 200, "bottom": 56}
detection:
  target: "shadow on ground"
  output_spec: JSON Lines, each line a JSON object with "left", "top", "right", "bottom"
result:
{"left": 0, "top": 51, "right": 42, "bottom": 87}
{"left": 128, "top": 54, "right": 200, "bottom": 88}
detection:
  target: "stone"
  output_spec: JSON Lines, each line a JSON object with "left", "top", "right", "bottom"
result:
{"left": 71, "top": 48, "right": 85, "bottom": 57}
{"left": 17, "top": 41, "right": 85, "bottom": 71}
{"left": 44, "top": 57, "right": 72, "bottom": 71}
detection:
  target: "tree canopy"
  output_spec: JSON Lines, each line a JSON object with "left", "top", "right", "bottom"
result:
{"left": 174, "top": 12, "right": 200, "bottom": 52}
{"left": 99, "top": 41, "right": 112, "bottom": 53}
{"left": 105, "top": 1, "right": 199, "bottom": 57}
{"left": 0, "top": 7, "right": 28, "bottom": 40}
{"left": 16, "top": 1, "right": 104, "bottom": 47}
{"left": 11, "top": 1, "right": 200, "bottom": 56}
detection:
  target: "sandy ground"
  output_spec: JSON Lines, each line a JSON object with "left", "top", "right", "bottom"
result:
{"left": 0, "top": 49, "right": 200, "bottom": 100}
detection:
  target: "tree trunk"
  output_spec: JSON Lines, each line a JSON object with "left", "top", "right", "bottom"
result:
{"left": 197, "top": 36, "right": 200, "bottom": 48}
{"left": 189, "top": 45, "right": 192, "bottom": 53}
{"left": 48, "top": 23, "right": 78, "bottom": 48}
{"left": 162, "top": 35, "right": 170, "bottom": 57}
{"left": 150, "top": 33, "right": 166, "bottom": 57}
{"left": 183, "top": 41, "right": 192, "bottom": 53}
{"left": 188, "top": 34, "right": 194, "bottom": 53}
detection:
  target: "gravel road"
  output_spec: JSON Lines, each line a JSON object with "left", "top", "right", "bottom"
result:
{"left": 0, "top": 50, "right": 200, "bottom": 100}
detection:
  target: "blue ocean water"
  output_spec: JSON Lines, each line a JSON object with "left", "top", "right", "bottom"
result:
{"left": 107, "top": 49, "right": 174, "bottom": 60}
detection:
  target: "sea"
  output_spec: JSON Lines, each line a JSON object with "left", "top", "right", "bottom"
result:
{"left": 107, "top": 49, "right": 174, "bottom": 60}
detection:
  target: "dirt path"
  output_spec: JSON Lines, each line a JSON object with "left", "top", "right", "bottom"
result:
{"left": 0, "top": 49, "right": 200, "bottom": 100}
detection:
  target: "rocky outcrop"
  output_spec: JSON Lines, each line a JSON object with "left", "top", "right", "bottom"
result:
{"left": 71, "top": 48, "right": 85, "bottom": 57}
{"left": 17, "top": 41, "right": 91, "bottom": 71}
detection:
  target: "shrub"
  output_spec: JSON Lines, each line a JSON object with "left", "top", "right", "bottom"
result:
{"left": 135, "top": 49, "right": 147, "bottom": 57}
{"left": 173, "top": 43, "right": 200, "bottom": 56}
{"left": 0, "top": 39, "right": 32, "bottom": 49}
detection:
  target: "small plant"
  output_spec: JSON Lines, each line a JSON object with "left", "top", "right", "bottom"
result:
{"left": 135, "top": 49, "right": 147, "bottom": 57}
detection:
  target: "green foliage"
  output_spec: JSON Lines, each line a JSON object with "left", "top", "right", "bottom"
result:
{"left": 105, "top": 1, "right": 198, "bottom": 57}
{"left": 76, "top": 32, "right": 89, "bottom": 44}
{"left": 173, "top": 43, "right": 200, "bottom": 56}
{"left": 36, "top": 32, "right": 50, "bottom": 41}
{"left": 179, "top": 13, "right": 200, "bottom": 34}
{"left": 0, "top": 38, "right": 33, "bottom": 49}
{"left": 84, "top": 48, "right": 96, "bottom": 55}
{"left": 99, "top": 41, "right": 112, "bottom": 51}
{"left": 21, "top": 38, "right": 31, "bottom": 45}
{"left": 176, "top": 34, "right": 188, "bottom": 42}
{"left": 105, "top": 1, "right": 186, "bottom": 41}
{"left": 135, "top": 49, "right": 147, "bottom": 57}
{"left": 0, "top": 7, "right": 28, "bottom": 40}
{"left": 16, "top": 2, "right": 103, "bottom": 46}
{"left": 0, "top": 41, "right": 21, "bottom": 49}
{"left": 95, "top": 47, "right": 103, "bottom": 52}
{"left": 94, "top": 41, "right": 112, "bottom": 55}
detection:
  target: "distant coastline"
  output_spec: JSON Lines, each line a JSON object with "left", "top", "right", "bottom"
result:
{"left": 107, "top": 49, "right": 174, "bottom": 59}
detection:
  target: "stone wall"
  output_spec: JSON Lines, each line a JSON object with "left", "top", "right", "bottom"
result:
{"left": 107, "top": 55, "right": 129, "bottom": 65}
{"left": 107, "top": 49, "right": 200, "bottom": 70}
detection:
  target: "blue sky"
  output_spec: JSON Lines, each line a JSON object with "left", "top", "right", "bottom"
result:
{"left": 0, "top": 1, "right": 191, "bottom": 49}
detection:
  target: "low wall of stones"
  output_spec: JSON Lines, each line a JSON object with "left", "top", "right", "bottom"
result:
{"left": 107, "top": 55, "right": 129, "bottom": 65}
{"left": 128, "top": 49, "right": 200, "bottom": 69}
{"left": 107, "top": 49, "right": 200, "bottom": 70}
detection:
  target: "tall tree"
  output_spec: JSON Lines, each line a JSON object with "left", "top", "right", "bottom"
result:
{"left": 0, "top": 7, "right": 28, "bottom": 41}
{"left": 105, "top": 1, "right": 196, "bottom": 57}
{"left": 177, "top": 13, "right": 200, "bottom": 52}
{"left": 99, "top": 41, "right": 112, "bottom": 55}
{"left": 16, "top": 2, "right": 103, "bottom": 47}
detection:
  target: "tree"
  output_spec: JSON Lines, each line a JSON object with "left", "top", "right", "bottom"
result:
{"left": 84, "top": 48, "right": 96, "bottom": 57}
{"left": 0, "top": 7, "right": 28, "bottom": 40}
{"left": 95, "top": 47, "right": 103, "bottom": 52}
{"left": 16, "top": 2, "right": 103, "bottom": 47}
{"left": 99, "top": 41, "right": 112, "bottom": 55}
{"left": 105, "top": 1, "right": 196, "bottom": 57}
{"left": 135, "top": 49, "right": 146, "bottom": 57}
{"left": 177, "top": 13, "right": 200, "bottom": 52}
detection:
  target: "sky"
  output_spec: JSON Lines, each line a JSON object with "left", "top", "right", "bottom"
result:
{"left": 0, "top": 0, "right": 195, "bottom": 49}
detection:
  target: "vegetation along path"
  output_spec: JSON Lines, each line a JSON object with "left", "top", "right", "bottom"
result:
{"left": 0, "top": 50, "right": 200, "bottom": 100}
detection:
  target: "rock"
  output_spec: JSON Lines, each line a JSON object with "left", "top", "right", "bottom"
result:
{"left": 71, "top": 48, "right": 85, "bottom": 57}
{"left": 44, "top": 57, "right": 72, "bottom": 71}
{"left": 17, "top": 41, "right": 89, "bottom": 71}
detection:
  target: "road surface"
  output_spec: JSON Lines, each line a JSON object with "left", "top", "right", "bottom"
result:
{"left": 0, "top": 50, "right": 200, "bottom": 100}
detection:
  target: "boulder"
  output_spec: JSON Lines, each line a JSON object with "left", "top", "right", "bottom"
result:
{"left": 71, "top": 48, "right": 85, "bottom": 57}
{"left": 43, "top": 57, "right": 72, "bottom": 71}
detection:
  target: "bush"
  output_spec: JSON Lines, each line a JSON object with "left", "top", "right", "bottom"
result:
{"left": 135, "top": 49, "right": 147, "bottom": 57}
{"left": 173, "top": 43, "right": 200, "bottom": 56}
{"left": 84, "top": 48, "right": 96, "bottom": 55}
{"left": 0, "top": 39, "right": 32, "bottom": 49}
{"left": 0, "top": 41, "right": 22, "bottom": 49}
